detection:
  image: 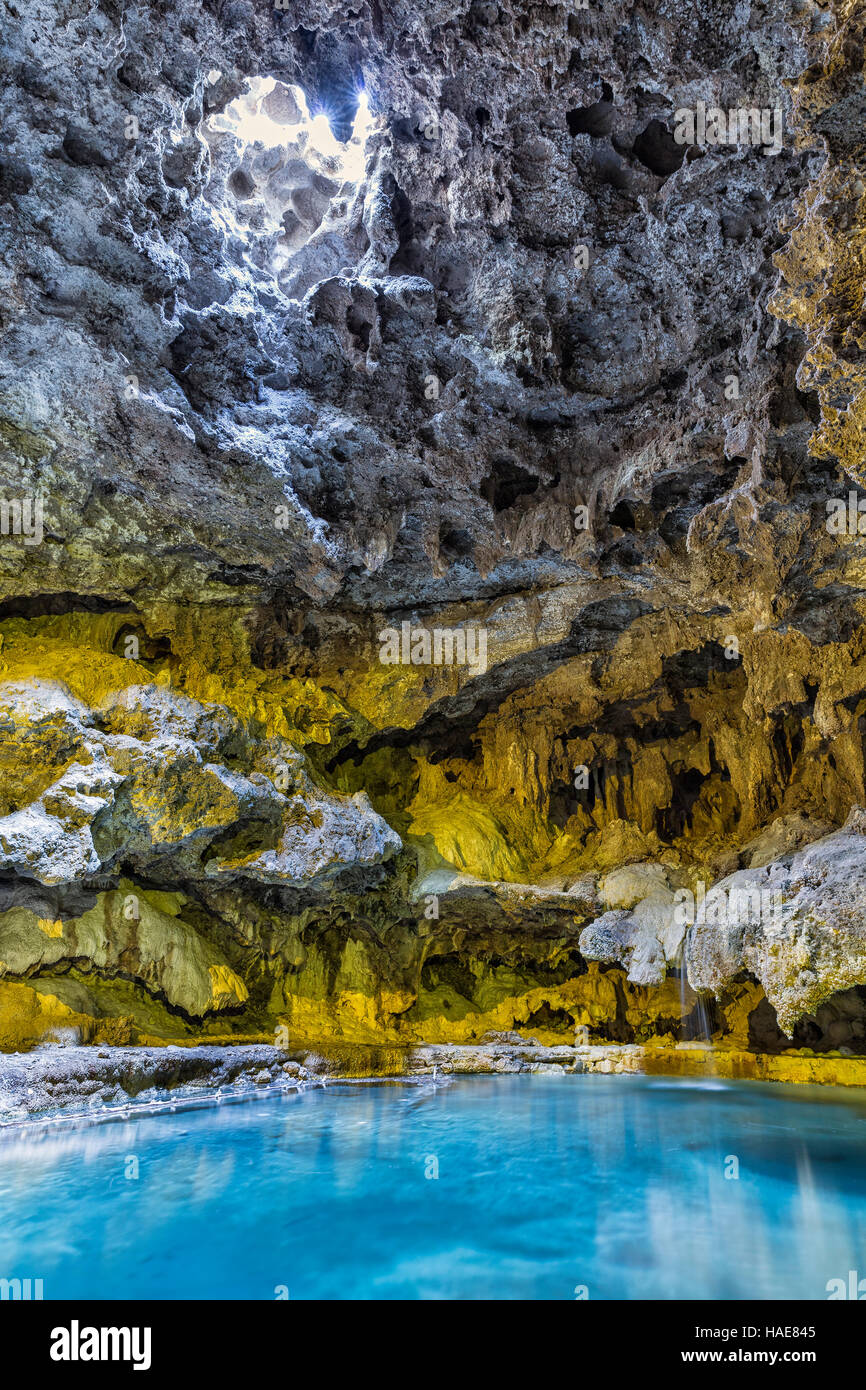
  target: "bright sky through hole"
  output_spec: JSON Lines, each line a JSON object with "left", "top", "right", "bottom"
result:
{"left": 217, "top": 76, "right": 374, "bottom": 183}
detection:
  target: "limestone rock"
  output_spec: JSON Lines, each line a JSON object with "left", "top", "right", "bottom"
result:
{"left": 738, "top": 813, "right": 836, "bottom": 869}
{"left": 0, "top": 893, "right": 248, "bottom": 1018}
{"left": 580, "top": 875, "right": 685, "bottom": 988}
{"left": 0, "top": 0, "right": 864, "bottom": 1057}
{"left": 688, "top": 826, "right": 866, "bottom": 1034}
{"left": 0, "top": 678, "right": 400, "bottom": 892}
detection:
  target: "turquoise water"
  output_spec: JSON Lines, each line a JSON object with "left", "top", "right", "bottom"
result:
{"left": 1, "top": 1073, "right": 865, "bottom": 1300}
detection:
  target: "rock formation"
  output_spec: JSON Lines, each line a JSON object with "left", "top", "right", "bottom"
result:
{"left": 1, "top": 0, "right": 865, "bottom": 1070}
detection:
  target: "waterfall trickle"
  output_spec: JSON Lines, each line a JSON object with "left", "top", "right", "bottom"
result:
{"left": 680, "top": 926, "right": 714, "bottom": 1043}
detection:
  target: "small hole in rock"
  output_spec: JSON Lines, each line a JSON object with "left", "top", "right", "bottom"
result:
{"left": 632, "top": 119, "right": 685, "bottom": 177}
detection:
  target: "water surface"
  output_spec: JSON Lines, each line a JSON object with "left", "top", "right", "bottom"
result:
{"left": 1, "top": 1073, "right": 864, "bottom": 1299}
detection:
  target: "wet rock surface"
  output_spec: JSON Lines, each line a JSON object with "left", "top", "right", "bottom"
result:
{"left": 0, "top": 1043, "right": 303, "bottom": 1123}
{"left": 580, "top": 811, "right": 866, "bottom": 1035}
{"left": 3, "top": 1035, "right": 866, "bottom": 1126}
{"left": 0, "top": 2, "right": 865, "bottom": 1062}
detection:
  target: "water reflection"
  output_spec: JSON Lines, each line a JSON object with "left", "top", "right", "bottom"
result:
{"left": 0, "top": 1075, "right": 864, "bottom": 1299}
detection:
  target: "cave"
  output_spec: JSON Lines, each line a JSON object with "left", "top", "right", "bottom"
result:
{"left": 0, "top": 0, "right": 865, "bottom": 1318}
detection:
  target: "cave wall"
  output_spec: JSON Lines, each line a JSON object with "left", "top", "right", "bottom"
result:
{"left": 1, "top": 0, "right": 866, "bottom": 1061}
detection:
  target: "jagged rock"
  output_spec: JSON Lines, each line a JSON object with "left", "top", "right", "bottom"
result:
{"left": 581, "top": 820, "right": 866, "bottom": 1034}
{"left": 0, "top": 679, "right": 400, "bottom": 892}
{"left": 0, "top": 677, "right": 400, "bottom": 1020}
{"left": 579, "top": 878, "right": 685, "bottom": 988}
{"left": 0, "top": 0, "right": 864, "bottom": 1059}
{"left": 770, "top": 0, "right": 866, "bottom": 480}
{"left": 599, "top": 863, "right": 671, "bottom": 910}
{"left": 688, "top": 824, "right": 866, "bottom": 1034}
{"left": 410, "top": 867, "right": 598, "bottom": 921}
{"left": 739, "top": 812, "right": 836, "bottom": 869}
{"left": 0, "top": 1044, "right": 301, "bottom": 1122}
{"left": 0, "top": 892, "right": 248, "bottom": 1018}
